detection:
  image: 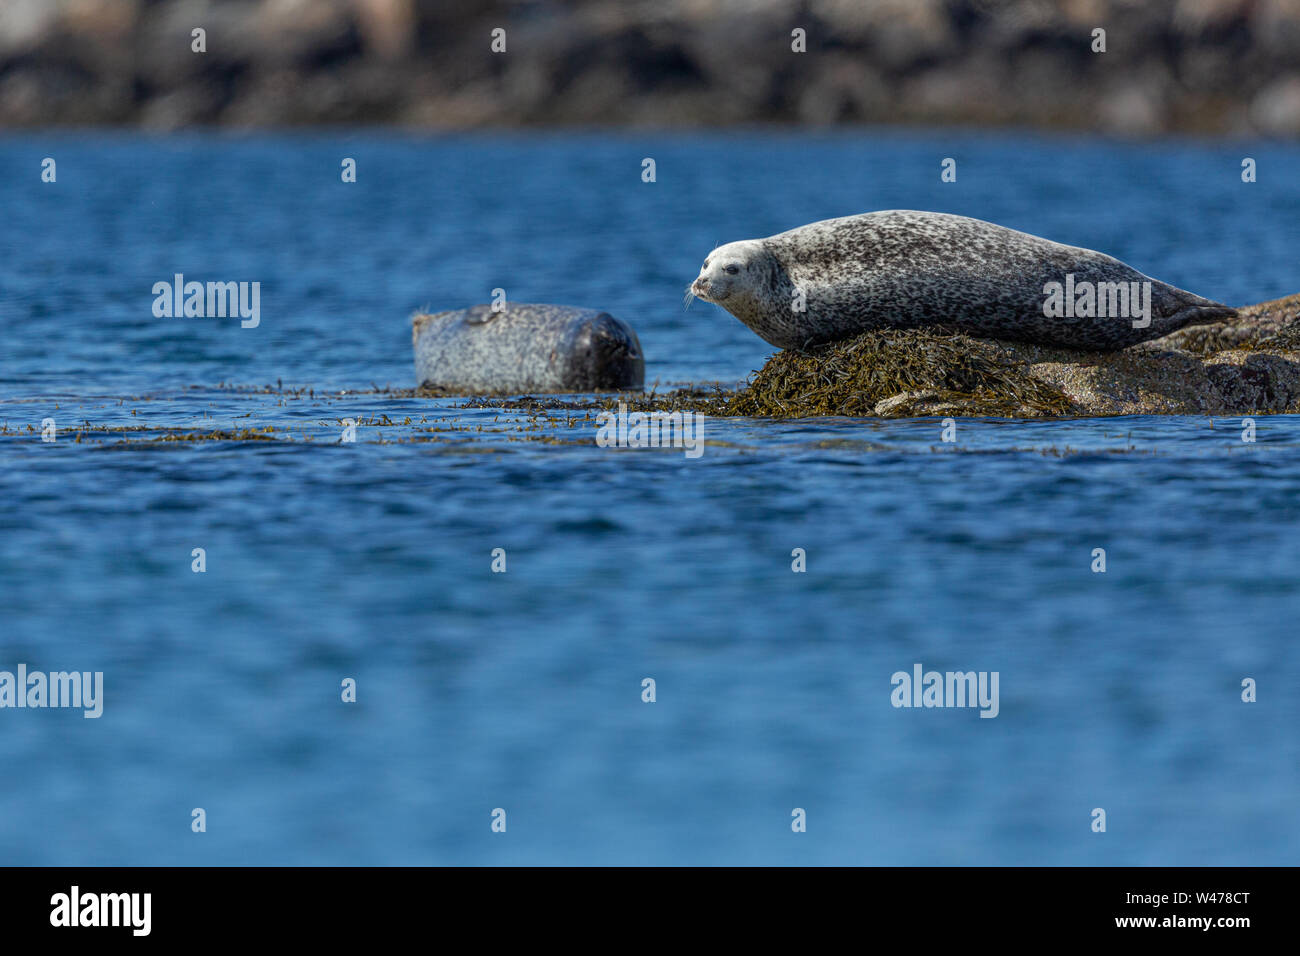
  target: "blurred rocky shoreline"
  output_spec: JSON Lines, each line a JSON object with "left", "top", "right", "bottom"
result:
{"left": 4, "top": 0, "right": 1300, "bottom": 134}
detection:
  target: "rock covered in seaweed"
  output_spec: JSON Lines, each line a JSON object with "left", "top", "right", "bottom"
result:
{"left": 727, "top": 294, "right": 1300, "bottom": 418}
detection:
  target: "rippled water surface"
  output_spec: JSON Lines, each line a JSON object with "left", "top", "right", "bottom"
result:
{"left": 2, "top": 131, "right": 1298, "bottom": 865}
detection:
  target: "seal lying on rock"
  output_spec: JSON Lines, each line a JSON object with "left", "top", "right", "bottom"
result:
{"left": 689, "top": 210, "right": 1237, "bottom": 351}
{"left": 413, "top": 303, "right": 644, "bottom": 394}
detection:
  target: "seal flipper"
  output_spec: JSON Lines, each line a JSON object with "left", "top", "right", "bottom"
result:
{"left": 1149, "top": 281, "right": 1237, "bottom": 337}
{"left": 1167, "top": 301, "right": 1238, "bottom": 329}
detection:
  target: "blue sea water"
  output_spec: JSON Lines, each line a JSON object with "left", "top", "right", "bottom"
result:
{"left": 1, "top": 129, "right": 1298, "bottom": 865}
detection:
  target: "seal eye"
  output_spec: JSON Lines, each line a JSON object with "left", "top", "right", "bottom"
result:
{"left": 724, "top": 265, "right": 740, "bottom": 275}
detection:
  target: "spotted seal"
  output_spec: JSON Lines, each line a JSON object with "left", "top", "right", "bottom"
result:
{"left": 688, "top": 210, "right": 1237, "bottom": 351}
{"left": 413, "top": 303, "right": 644, "bottom": 394}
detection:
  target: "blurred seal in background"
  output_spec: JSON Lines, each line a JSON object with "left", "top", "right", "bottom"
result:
{"left": 413, "top": 303, "right": 645, "bottom": 394}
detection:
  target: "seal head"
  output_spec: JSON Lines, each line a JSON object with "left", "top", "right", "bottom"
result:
{"left": 690, "top": 240, "right": 800, "bottom": 347}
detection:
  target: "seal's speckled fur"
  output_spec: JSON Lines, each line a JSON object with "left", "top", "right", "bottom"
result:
{"left": 690, "top": 210, "right": 1236, "bottom": 351}
{"left": 413, "top": 303, "right": 644, "bottom": 394}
